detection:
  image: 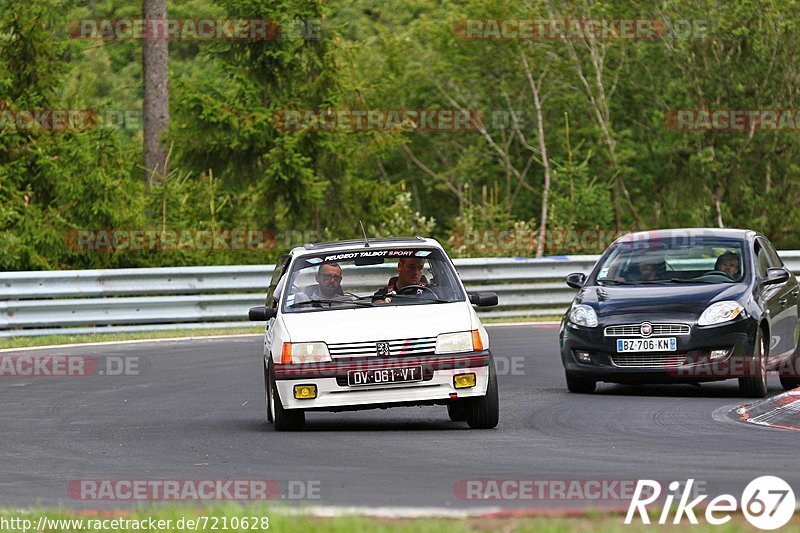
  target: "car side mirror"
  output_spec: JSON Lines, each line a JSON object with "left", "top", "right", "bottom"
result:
{"left": 469, "top": 292, "right": 498, "bottom": 307}
{"left": 763, "top": 267, "right": 790, "bottom": 286}
{"left": 249, "top": 306, "right": 277, "bottom": 321}
{"left": 566, "top": 272, "right": 586, "bottom": 289}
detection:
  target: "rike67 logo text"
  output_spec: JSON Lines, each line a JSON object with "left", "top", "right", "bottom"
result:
{"left": 625, "top": 476, "right": 795, "bottom": 530}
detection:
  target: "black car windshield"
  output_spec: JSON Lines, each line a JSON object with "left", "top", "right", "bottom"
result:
{"left": 281, "top": 248, "right": 465, "bottom": 313}
{"left": 595, "top": 236, "right": 747, "bottom": 285}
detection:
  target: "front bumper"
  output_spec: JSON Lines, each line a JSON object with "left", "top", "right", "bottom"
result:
{"left": 560, "top": 315, "right": 759, "bottom": 384}
{"left": 273, "top": 350, "right": 492, "bottom": 410}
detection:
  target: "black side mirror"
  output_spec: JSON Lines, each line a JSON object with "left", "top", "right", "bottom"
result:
{"left": 764, "top": 267, "right": 790, "bottom": 286}
{"left": 249, "top": 306, "right": 277, "bottom": 321}
{"left": 469, "top": 292, "right": 498, "bottom": 307}
{"left": 566, "top": 272, "right": 587, "bottom": 289}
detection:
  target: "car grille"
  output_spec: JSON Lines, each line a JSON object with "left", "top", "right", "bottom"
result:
{"left": 604, "top": 323, "right": 690, "bottom": 337}
{"left": 610, "top": 354, "right": 686, "bottom": 368}
{"left": 327, "top": 337, "right": 437, "bottom": 358}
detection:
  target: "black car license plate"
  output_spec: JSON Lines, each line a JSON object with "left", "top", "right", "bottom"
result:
{"left": 347, "top": 366, "right": 423, "bottom": 386}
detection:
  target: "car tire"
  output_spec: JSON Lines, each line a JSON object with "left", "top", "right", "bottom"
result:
{"left": 779, "top": 374, "right": 800, "bottom": 390}
{"left": 565, "top": 371, "right": 596, "bottom": 393}
{"left": 264, "top": 362, "right": 273, "bottom": 423}
{"left": 267, "top": 365, "right": 305, "bottom": 431}
{"left": 465, "top": 363, "right": 499, "bottom": 429}
{"left": 739, "top": 327, "right": 769, "bottom": 398}
{"left": 447, "top": 401, "right": 468, "bottom": 422}
{"left": 779, "top": 344, "right": 800, "bottom": 390}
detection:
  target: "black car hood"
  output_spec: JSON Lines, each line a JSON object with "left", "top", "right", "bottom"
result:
{"left": 576, "top": 283, "right": 749, "bottom": 317}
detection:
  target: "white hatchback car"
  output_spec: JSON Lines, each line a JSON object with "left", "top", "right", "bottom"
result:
{"left": 248, "top": 237, "right": 500, "bottom": 430}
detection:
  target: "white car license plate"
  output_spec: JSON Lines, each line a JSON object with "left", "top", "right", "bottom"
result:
{"left": 616, "top": 338, "right": 677, "bottom": 353}
{"left": 347, "top": 366, "right": 423, "bottom": 386}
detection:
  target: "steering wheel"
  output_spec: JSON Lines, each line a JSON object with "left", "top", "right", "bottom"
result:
{"left": 396, "top": 284, "right": 438, "bottom": 297}
{"left": 702, "top": 270, "right": 734, "bottom": 280}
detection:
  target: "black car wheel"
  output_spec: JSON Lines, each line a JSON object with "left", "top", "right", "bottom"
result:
{"left": 779, "top": 343, "right": 800, "bottom": 390}
{"left": 266, "top": 364, "right": 305, "bottom": 431}
{"left": 565, "top": 371, "right": 596, "bottom": 393}
{"left": 465, "top": 363, "right": 499, "bottom": 429}
{"left": 739, "top": 327, "right": 769, "bottom": 398}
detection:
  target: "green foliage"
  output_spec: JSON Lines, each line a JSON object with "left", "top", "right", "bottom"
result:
{"left": 4, "top": 0, "right": 800, "bottom": 271}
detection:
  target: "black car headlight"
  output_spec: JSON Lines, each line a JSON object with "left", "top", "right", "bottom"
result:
{"left": 698, "top": 301, "right": 746, "bottom": 326}
{"left": 568, "top": 304, "right": 599, "bottom": 328}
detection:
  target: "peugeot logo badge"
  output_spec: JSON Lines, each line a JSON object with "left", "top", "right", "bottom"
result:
{"left": 641, "top": 322, "right": 653, "bottom": 337}
{"left": 376, "top": 342, "right": 391, "bottom": 357}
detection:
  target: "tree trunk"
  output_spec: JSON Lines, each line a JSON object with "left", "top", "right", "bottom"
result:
{"left": 143, "top": 0, "right": 169, "bottom": 184}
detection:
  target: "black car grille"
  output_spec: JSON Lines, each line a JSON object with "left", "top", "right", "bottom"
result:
{"left": 604, "top": 323, "right": 690, "bottom": 337}
{"left": 609, "top": 353, "right": 686, "bottom": 368}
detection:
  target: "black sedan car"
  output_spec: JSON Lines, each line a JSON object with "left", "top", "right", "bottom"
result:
{"left": 560, "top": 228, "right": 800, "bottom": 397}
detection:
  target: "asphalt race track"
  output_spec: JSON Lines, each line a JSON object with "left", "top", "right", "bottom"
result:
{"left": 2, "top": 325, "right": 798, "bottom": 510}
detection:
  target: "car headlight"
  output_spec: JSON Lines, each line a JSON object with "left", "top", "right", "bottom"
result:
{"left": 698, "top": 301, "right": 746, "bottom": 326}
{"left": 568, "top": 304, "right": 598, "bottom": 328}
{"left": 436, "top": 331, "right": 475, "bottom": 354}
{"left": 281, "top": 342, "right": 331, "bottom": 364}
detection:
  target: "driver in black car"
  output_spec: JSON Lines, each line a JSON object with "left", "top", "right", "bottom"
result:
{"left": 373, "top": 257, "right": 429, "bottom": 303}
{"left": 714, "top": 251, "right": 741, "bottom": 278}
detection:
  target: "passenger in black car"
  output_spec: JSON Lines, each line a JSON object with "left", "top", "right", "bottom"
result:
{"left": 639, "top": 255, "right": 667, "bottom": 281}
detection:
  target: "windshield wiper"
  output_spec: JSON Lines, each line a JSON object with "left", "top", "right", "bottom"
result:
{"left": 374, "top": 293, "right": 452, "bottom": 303}
{"left": 666, "top": 277, "right": 725, "bottom": 284}
{"left": 292, "top": 299, "right": 374, "bottom": 308}
{"left": 596, "top": 278, "right": 637, "bottom": 285}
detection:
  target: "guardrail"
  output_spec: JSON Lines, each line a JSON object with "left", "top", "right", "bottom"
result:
{"left": 2, "top": 252, "right": 800, "bottom": 337}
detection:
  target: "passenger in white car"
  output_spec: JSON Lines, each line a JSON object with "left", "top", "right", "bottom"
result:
{"left": 294, "top": 262, "right": 354, "bottom": 303}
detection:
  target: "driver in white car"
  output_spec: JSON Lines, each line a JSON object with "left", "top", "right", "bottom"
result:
{"left": 373, "top": 257, "right": 429, "bottom": 303}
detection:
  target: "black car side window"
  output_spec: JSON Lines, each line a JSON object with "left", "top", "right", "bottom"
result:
{"left": 762, "top": 239, "right": 784, "bottom": 268}
{"left": 754, "top": 241, "right": 770, "bottom": 278}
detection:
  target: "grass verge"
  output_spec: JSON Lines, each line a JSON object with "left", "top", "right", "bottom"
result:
{"left": 0, "top": 327, "right": 263, "bottom": 350}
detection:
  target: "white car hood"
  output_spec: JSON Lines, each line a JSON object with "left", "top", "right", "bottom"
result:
{"left": 281, "top": 302, "right": 472, "bottom": 344}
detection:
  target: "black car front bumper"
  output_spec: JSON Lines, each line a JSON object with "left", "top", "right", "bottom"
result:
{"left": 560, "top": 315, "right": 759, "bottom": 384}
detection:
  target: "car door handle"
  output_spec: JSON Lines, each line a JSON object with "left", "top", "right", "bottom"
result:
{"left": 793, "top": 289, "right": 800, "bottom": 297}
{"left": 780, "top": 297, "right": 788, "bottom": 306}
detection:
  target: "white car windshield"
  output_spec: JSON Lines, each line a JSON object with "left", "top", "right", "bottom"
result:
{"left": 281, "top": 247, "right": 466, "bottom": 312}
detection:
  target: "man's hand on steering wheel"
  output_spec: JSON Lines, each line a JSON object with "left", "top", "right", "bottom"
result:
{"left": 705, "top": 270, "right": 734, "bottom": 280}
{"left": 395, "top": 284, "right": 438, "bottom": 297}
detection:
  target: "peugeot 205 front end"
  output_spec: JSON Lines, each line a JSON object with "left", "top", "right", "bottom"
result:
{"left": 248, "top": 237, "right": 500, "bottom": 430}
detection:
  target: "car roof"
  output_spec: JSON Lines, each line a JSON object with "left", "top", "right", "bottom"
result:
{"left": 289, "top": 236, "right": 442, "bottom": 256}
{"left": 614, "top": 228, "right": 757, "bottom": 244}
